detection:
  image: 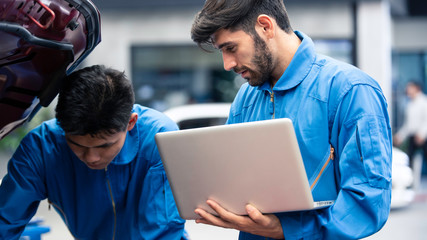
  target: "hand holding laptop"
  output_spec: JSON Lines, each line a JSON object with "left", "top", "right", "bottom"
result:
{"left": 195, "top": 200, "right": 284, "bottom": 239}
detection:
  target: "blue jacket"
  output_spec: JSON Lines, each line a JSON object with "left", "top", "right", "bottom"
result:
{"left": 229, "top": 32, "right": 392, "bottom": 240}
{"left": 0, "top": 105, "right": 186, "bottom": 239}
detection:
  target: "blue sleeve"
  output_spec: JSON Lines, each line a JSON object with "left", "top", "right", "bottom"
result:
{"left": 0, "top": 134, "right": 46, "bottom": 239}
{"left": 138, "top": 113, "right": 187, "bottom": 239}
{"left": 226, "top": 84, "right": 249, "bottom": 125}
{"left": 138, "top": 160, "right": 187, "bottom": 239}
{"left": 275, "top": 84, "right": 392, "bottom": 240}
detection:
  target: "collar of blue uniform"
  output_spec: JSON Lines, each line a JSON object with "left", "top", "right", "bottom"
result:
{"left": 258, "top": 31, "right": 316, "bottom": 92}
{"left": 111, "top": 110, "right": 140, "bottom": 165}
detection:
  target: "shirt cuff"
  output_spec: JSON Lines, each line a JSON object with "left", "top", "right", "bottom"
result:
{"left": 275, "top": 211, "right": 323, "bottom": 240}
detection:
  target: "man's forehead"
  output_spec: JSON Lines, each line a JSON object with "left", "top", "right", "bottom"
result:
{"left": 211, "top": 29, "right": 226, "bottom": 47}
{"left": 211, "top": 28, "right": 244, "bottom": 48}
{"left": 65, "top": 132, "right": 121, "bottom": 148}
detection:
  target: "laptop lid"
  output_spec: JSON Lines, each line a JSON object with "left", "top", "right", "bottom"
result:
{"left": 155, "top": 118, "right": 333, "bottom": 220}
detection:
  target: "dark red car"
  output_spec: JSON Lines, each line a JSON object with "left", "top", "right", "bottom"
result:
{"left": 0, "top": 0, "right": 101, "bottom": 139}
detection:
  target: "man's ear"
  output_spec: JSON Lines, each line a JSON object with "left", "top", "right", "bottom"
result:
{"left": 127, "top": 113, "right": 138, "bottom": 131}
{"left": 256, "top": 14, "right": 275, "bottom": 39}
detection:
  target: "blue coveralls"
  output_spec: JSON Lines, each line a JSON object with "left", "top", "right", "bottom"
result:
{"left": 230, "top": 32, "right": 392, "bottom": 240}
{"left": 0, "top": 105, "right": 186, "bottom": 239}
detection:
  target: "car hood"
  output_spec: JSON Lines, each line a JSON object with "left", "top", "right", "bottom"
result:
{"left": 0, "top": 0, "right": 101, "bottom": 139}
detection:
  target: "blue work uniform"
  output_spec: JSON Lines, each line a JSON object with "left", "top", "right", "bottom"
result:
{"left": 229, "top": 32, "right": 392, "bottom": 240}
{"left": 0, "top": 105, "right": 186, "bottom": 239}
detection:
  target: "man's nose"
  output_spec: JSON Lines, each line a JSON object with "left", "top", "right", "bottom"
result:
{"left": 222, "top": 53, "right": 237, "bottom": 71}
{"left": 83, "top": 148, "right": 101, "bottom": 163}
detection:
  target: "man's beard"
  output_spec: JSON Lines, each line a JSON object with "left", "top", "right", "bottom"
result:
{"left": 235, "top": 33, "right": 274, "bottom": 87}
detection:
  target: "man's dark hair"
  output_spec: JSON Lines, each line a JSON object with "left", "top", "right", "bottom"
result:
{"left": 55, "top": 65, "right": 135, "bottom": 136}
{"left": 191, "top": 0, "right": 293, "bottom": 48}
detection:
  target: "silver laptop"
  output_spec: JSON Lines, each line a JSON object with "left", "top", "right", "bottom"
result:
{"left": 155, "top": 118, "right": 334, "bottom": 220}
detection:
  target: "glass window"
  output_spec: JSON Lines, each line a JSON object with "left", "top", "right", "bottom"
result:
{"left": 313, "top": 39, "right": 354, "bottom": 65}
{"left": 131, "top": 45, "right": 242, "bottom": 111}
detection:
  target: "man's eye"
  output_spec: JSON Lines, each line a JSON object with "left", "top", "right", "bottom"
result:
{"left": 97, "top": 144, "right": 113, "bottom": 149}
{"left": 220, "top": 46, "right": 235, "bottom": 53}
{"left": 226, "top": 47, "right": 235, "bottom": 52}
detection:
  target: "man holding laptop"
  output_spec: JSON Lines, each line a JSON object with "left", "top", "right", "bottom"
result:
{"left": 190, "top": 0, "right": 392, "bottom": 239}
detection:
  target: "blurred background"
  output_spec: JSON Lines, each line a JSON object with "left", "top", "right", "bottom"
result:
{"left": 1, "top": 0, "right": 427, "bottom": 239}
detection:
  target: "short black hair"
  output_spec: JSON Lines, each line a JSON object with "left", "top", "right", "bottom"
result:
{"left": 55, "top": 65, "right": 135, "bottom": 136}
{"left": 191, "top": 0, "right": 293, "bottom": 48}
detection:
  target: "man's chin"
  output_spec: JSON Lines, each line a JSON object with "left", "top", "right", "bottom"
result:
{"left": 86, "top": 163, "right": 106, "bottom": 170}
{"left": 247, "top": 79, "right": 264, "bottom": 87}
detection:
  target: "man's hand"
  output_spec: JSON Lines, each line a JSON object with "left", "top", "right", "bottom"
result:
{"left": 194, "top": 200, "right": 284, "bottom": 239}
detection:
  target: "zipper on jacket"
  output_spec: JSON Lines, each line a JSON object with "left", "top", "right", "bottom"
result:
{"left": 48, "top": 200, "right": 78, "bottom": 239}
{"left": 356, "top": 126, "right": 363, "bottom": 162}
{"left": 105, "top": 167, "right": 117, "bottom": 240}
{"left": 310, "top": 146, "right": 334, "bottom": 190}
{"left": 270, "top": 90, "right": 275, "bottom": 119}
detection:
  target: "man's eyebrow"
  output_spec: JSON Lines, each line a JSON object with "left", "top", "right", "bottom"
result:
{"left": 217, "top": 41, "right": 234, "bottom": 50}
{"left": 65, "top": 137, "right": 115, "bottom": 148}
